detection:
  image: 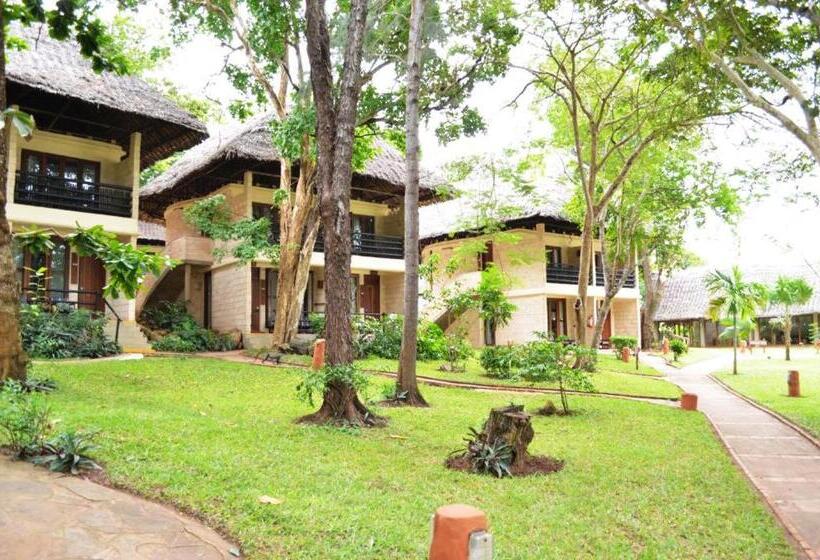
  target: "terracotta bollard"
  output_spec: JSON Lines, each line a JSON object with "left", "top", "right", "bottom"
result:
{"left": 661, "top": 338, "right": 670, "bottom": 355}
{"left": 311, "top": 338, "right": 326, "bottom": 370}
{"left": 429, "top": 504, "right": 491, "bottom": 560}
{"left": 788, "top": 370, "right": 801, "bottom": 398}
{"left": 680, "top": 393, "right": 698, "bottom": 411}
{"left": 620, "top": 346, "right": 631, "bottom": 363}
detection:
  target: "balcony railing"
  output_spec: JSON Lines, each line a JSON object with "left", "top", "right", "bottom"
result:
{"left": 14, "top": 171, "right": 132, "bottom": 218}
{"left": 315, "top": 231, "right": 404, "bottom": 259}
{"left": 547, "top": 263, "right": 635, "bottom": 288}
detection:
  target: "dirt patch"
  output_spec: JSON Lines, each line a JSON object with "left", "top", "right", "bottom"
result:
{"left": 445, "top": 454, "right": 564, "bottom": 477}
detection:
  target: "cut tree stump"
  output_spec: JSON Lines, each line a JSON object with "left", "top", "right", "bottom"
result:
{"left": 482, "top": 404, "right": 534, "bottom": 469}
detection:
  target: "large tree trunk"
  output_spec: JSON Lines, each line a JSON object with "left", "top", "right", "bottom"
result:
{"left": 574, "top": 212, "right": 594, "bottom": 346}
{"left": 784, "top": 312, "right": 792, "bottom": 361}
{"left": 0, "top": 18, "right": 28, "bottom": 382}
{"left": 640, "top": 249, "right": 661, "bottom": 350}
{"left": 302, "top": 0, "right": 383, "bottom": 426}
{"left": 396, "top": 0, "right": 428, "bottom": 407}
{"left": 271, "top": 161, "right": 320, "bottom": 348}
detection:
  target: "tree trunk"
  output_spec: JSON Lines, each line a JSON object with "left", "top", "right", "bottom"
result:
{"left": 271, "top": 161, "right": 321, "bottom": 348}
{"left": 396, "top": 0, "right": 428, "bottom": 407}
{"left": 482, "top": 404, "right": 534, "bottom": 470}
{"left": 732, "top": 311, "right": 738, "bottom": 375}
{"left": 640, "top": 250, "right": 661, "bottom": 350}
{"left": 785, "top": 312, "right": 792, "bottom": 361}
{"left": 574, "top": 211, "right": 594, "bottom": 346}
{"left": 0, "top": 17, "right": 28, "bottom": 382}
{"left": 302, "top": 0, "right": 383, "bottom": 426}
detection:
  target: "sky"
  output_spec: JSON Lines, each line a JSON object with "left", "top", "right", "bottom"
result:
{"left": 125, "top": 2, "right": 820, "bottom": 270}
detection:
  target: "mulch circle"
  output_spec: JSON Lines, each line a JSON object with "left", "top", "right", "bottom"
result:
{"left": 445, "top": 454, "right": 565, "bottom": 477}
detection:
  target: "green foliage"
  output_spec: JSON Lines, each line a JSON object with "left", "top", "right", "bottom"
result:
{"left": 669, "top": 339, "right": 688, "bottom": 362}
{"left": 416, "top": 322, "right": 448, "bottom": 361}
{"left": 66, "top": 225, "right": 174, "bottom": 299}
{"left": 479, "top": 345, "right": 522, "bottom": 379}
{"left": 183, "top": 195, "right": 279, "bottom": 263}
{"left": 443, "top": 331, "right": 473, "bottom": 372}
{"left": 769, "top": 276, "right": 814, "bottom": 312}
{"left": 0, "top": 383, "right": 52, "bottom": 457}
{"left": 706, "top": 267, "right": 769, "bottom": 324}
{"left": 519, "top": 338, "right": 596, "bottom": 414}
{"left": 810, "top": 323, "right": 819, "bottom": 345}
{"left": 20, "top": 304, "right": 119, "bottom": 359}
{"left": 308, "top": 313, "right": 327, "bottom": 337}
{"left": 352, "top": 315, "right": 403, "bottom": 359}
{"left": 719, "top": 317, "right": 756, "bottom": 343}
{"left": 103, "top": 14, "right": 170, "bottom": 75}
{"left": 296, "top": 364, "right": 369, "bottom": 407}
{"left": 609, "top": 336, "right": 638, "bottom": 354}
{"left": 32, "top": 430, "right": 99, "bottom": 474}
{"left": 454, "top": 427, "right": 513, "bottom": 478}
{"left": 143, "top": 301, "right": 237, "bottom": 353}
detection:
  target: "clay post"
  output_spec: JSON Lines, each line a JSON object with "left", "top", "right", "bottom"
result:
{"left": 429, "top": 504, "right": 490, "bottom": 560}
{"left": 620, "top": 346, "right": 631, "bottom": 363}
{"left": 788, "top": 370, "right": 800, "bottom": 398}
{"left": 662, "top": 337, "right": 669, "bottom": 355}
{"left": 311, "top": 338, "right": 326, "bottom": 370}
{"left": 680, "top": 393, "right": 698, "bottom": 411}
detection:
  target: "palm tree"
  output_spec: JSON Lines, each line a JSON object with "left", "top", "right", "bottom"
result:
{"left": 705, "top": 266, "right": 768, "bottom": 375}
{"left": 768, "top": 276, "right": 814, "bottom": 361}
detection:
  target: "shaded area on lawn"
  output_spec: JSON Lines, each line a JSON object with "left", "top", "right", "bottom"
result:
{"left": 23, "top": 357, "right": 793, "bottom": 559}
{"left": 716, "top": 352, "right": 820, "bottom": 438}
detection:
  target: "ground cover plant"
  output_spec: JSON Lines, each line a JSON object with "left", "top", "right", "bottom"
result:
{"left": 20, "top": 304, "right": 119, "bottom": 359}
{"left": 141, "top": 301, "right": 237, "bottom": 353}
{"left": 25, "top": 357, "right": 793, "bottom": 559}
{"left": 716, "top": 350, "right": 820, "bottom": 437}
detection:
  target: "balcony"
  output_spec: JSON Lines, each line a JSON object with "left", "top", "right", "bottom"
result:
{"left": 547, "top": 263, "right": 635, "bottom": 288}
{"left": 14, "top": 171, "right": 132, "bottom": 218}
{"left": 313, "top": 231, "right": 404, "bottom": 259}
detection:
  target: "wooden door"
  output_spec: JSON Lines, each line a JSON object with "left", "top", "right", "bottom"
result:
{"left": 203, "top": 271, "right": 212, "bottom": 329}
{"left": 359, "top": 273, "right": 380, "bottom": 316}
{"left": 251, "top": 267, "right": 261, "bottom": 332}
{"left": 78, "top": 256, "right": 105, "bottom": 311}
{"left": 601, "top": 311, "right": 612, "bottom": 340}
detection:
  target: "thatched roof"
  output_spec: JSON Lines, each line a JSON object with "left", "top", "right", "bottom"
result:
{"left": 7, "top": 25, "right": 207, "bottom": 167}
{"left": 140, "top": 114, "right": 441, "bottom": 217}
{"left": 419, "top": 182, "right": 577, "bottom": 244}
{"left": 137, "top": 220, "right": 166, "bottom": 245}
{"left": 654, "top": 264, "right": 820, "bottom": 322}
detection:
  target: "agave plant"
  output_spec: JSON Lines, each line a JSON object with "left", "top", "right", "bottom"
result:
{"left": 32, "top": 430, "right": 100, "bottom": 475}
{"left": 456, "top": 427, "right": 514, "bottom": 478}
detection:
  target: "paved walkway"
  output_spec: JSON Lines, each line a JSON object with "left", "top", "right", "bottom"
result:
{"left": 645, "top": 354, "right": 820, "bottom": 560}
{"left": 0, "top": 457, "right": 237, "bottom": 559}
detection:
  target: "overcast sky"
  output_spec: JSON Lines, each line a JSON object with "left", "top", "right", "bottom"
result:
{"left": 127, "top": 2, "right": 820, "bottom": 270}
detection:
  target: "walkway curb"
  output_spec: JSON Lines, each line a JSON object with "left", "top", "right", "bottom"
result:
{"left": 710, "top": 374, "right": 820, "bottom": 450}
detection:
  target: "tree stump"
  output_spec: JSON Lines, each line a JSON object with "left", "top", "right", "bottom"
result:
{"left": 482, "top": 404, "right": 534, "bottom": 469}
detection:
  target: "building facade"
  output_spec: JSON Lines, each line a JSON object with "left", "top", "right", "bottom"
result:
{"left": 139, "top": 116, "right": 437, "bottom": 348}
{"left": 419, "top": 199, "right": 641, "bottom": 347}
{"left": 6, "top": 27, "right": 207, "bottom": 348}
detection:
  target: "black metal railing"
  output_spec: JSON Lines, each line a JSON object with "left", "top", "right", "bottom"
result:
{"left": 15, "top": 172, "right": 132, "bottom": 218}
{"left": 547, "top": 263, "right": 635, "bottom": 288}
{"left": 315, "top": 231, "right": 404, "bottom": 259}
{"left": 20, "top": 288, "right": 121, "bottom": 343}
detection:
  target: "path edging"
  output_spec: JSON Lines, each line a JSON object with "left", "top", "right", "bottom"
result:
{"left": 709, "top": 373, "right": 820, "bottom": 451}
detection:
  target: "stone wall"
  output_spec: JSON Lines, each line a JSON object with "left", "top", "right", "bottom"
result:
{"left": 210, "top": 263, "right": 250, "bottom": 335}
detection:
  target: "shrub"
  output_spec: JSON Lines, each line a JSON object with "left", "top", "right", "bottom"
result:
{"left": 443, "top": 332, "right": 473, "bottom": 371}
{"left": 610, "top": 335, "right": 638, "bottom": 354}
{"left": 351, "top": 314, "right": 403, "bottom": 359}
{"left": 417, "top": 322, "right": 448, "bottom": 360}
{"left": 519, "top": 338, "right": 596, "bottom": 414}
{"left": 670, "top": 339, "right": 688, "bottom": 362}
{"left": 480, "top": 345, "right": 522, "bottom": 379}
{"left": 308, "top": 312, "right": 327, "bottom": 337}
{"left": 2, "top": 377, "right": 57, "bottom": 394}
{"left": 453, "top": 427, "right": 513, "bottom": 478}
{"left": 32, "top": 430, "right": 99, "bottom": 474}
{"left": 144, "top": 301, "right": 237, "bottom": 353}
{"left": 0, "top": 382, "right": 52, "bottom": 456}
{"left": 296, "top": 364, "right": 369, "bottom": 407}
{"left": 20, "top": 304, "right": 119, "bottom": 359}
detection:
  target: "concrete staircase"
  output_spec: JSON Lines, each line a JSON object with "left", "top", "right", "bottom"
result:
{"left": 105, "top": 319, "right": 153, "bottom": 353}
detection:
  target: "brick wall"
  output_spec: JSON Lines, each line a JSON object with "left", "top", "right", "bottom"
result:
{"left": 496, "top": 294, "right": 547, "bottom": 344}
{"left": 611, "top": 298, "right": 639, "bottom": 338}
{"left": 380, "top": 272, "right": 404, "bottom": 314}
{"left": 210, "top": 263, "right": 250, "bottom": 335}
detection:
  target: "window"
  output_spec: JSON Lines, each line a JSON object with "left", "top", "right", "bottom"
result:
{"left": 252, "top": 203, "right": 280, "bottom": 243}
{"left": 21, "top": 151, "right": 99, "bottom": 192}
{"left": 547, "top": 298, "right": 567, "bottom": 338}
{"left": 14, "top": 238, "right": 69, "bottom": 299}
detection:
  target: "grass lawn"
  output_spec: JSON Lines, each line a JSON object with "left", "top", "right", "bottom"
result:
{"left": 716, "top": 351, "right": 820, "bottom": 438}
{"left": 649, "top": 347, "right": 728, "bottom": 368}
{"left": 24, "top": 357, "right": 793, "bottom": 559}
{"left": 355, "top": 353, "right": 681, "bottom": 399}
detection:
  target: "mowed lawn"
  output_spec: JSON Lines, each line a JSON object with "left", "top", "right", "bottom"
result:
{"left": 355, "top": 353, "right": 681, "bottom": 399}
{"left": 716, "top": 350, "right": 820, "bottom": 438}
{"left": 23, "top": 357, "right": 795, "bottom": 559}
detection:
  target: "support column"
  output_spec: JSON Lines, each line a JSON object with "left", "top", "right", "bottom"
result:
{"left": 244, "top": 171, "right": 253, "bottom": 217}
{"left": 128, "top": 132, "right": 141, "bottom": 221}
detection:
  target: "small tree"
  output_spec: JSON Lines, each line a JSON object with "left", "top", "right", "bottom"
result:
{"left": 768, "top": 276, "right": 814, "bottom": 361}
{"left": 519, "top": 337, "right": 595, "bottom": 415}
{"left": 706, "top": 267, "right": 768, "bottom": 375}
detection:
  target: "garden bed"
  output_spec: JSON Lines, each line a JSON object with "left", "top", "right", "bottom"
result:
{"left": 22, "top": 357, "right": 794, "bottom": 559}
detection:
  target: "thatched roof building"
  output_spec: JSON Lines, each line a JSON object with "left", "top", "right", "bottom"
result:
{"left": 654, "top": 264, "right": 820, "bottom": 322}
{"left": 7, "top": 25, "right": 207, "bottom": 167}
{"left": 419, "top": 182, "right": 577, "bottom": 246}
{"left": 140, "top": 114, "right": 441, "bottom": 217}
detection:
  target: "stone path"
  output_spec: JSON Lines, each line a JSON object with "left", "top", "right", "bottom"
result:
{"left": 645, "top": 354, "right": 820, "bottom": 560}
{"left": 0, "top": 457, "right": 238, "bottom": 560}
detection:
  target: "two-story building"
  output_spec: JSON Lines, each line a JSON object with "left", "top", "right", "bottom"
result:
{"left": 419, "top": 194, "right": 641, "bottom": 347}
{"left": 139, "top": 115, "right": 437, "bottom": 348}
{"left": 6, "top": 27, "right": 207, "bottom": 347}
